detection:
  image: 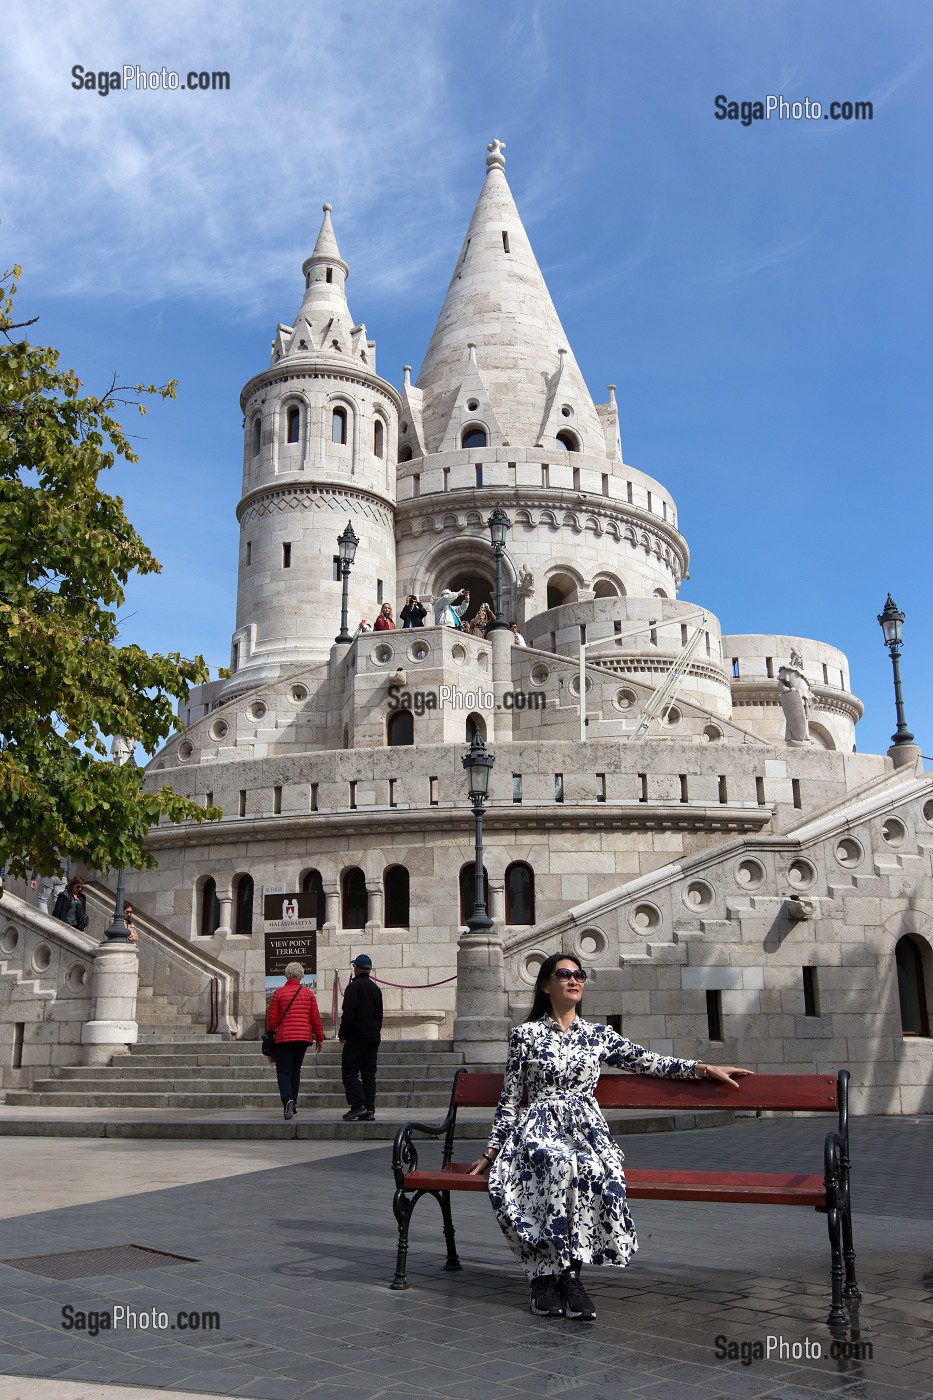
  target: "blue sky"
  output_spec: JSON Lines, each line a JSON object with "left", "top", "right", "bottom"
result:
{"left": 4, "top": 0, "right": 930, "bottom": 759}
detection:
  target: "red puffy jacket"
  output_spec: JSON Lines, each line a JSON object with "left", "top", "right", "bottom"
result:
{"left": 266, "top": 983, "right": 325, "bottom": 1045}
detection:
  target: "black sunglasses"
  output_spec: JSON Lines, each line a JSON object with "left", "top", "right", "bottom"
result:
{"left": 553, "top": 967, "right": 587, "bottom": 982}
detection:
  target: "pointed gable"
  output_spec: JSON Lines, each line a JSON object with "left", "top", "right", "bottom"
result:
{"left": 416, "top": 140, "right": 607, "bottom": 458}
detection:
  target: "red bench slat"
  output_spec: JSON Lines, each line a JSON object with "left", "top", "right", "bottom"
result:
{"left": 452, "top": 1071, "right": 838, "bottom": 1113}
{"left": 402, "top": 1164, "right": 826, "bottom": 1208}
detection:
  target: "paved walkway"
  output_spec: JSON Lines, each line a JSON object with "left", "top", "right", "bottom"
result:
{"left": 0, "top": 1115, "right": 929, "bottom": 1399}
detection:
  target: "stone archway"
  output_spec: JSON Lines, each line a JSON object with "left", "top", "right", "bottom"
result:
{"left": 411, "top": 535, "right": 516, "bottom": 626}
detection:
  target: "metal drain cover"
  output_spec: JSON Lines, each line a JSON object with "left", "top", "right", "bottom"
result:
{"left": 2, "top": 1243, "right": 197, "bottom": 1279}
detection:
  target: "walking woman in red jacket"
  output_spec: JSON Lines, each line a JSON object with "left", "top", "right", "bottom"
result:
{"left": 265, "top": 962, "right": 325, "bottom": 1120}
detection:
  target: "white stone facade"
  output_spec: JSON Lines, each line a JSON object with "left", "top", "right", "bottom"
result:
{"left": 98, "top": 142, "right": 933, "bottom": 1111}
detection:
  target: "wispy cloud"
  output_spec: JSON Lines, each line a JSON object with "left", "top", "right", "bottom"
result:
{"left": 3, "top": 0, "right": 465, "bottom": 314}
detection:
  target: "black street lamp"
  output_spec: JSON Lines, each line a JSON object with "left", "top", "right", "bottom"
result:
{"left": 104, "top": 735, "right": 135, "bottom": 942}
{"left": 877, "top": 594, "right": 914, "bottom": 747}
{"left": 487, "top": 505, "right": 511, "bottom": 633}
{"left": 335, "top": 523, "right": 360, "bottom": 645}
{"left": 462, "top": 733, "right": 495, "bottom": 934}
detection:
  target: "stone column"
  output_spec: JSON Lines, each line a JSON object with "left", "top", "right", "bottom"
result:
{"left": 81, "top": 940, "right": 139, "bottom": 1066}
{"left": 216, "top": 889, "right": 233, "bottom": 937}
{"left": 490, "top": 626, "right": 513, "bottom": 742}
{"left": 323, "top": 885, "right": 340, "bottom": 934}
{"left": 365, "top": 881, "right": 384, "bottom": 935}
{"left": 489, "top": 880, "right": 505, "bottom": 924}
{"left": 888, "top": 742, "right": 922, "bottom": 771}
{"left": 453, "top": 928, "right": 511, "bottom": 1068}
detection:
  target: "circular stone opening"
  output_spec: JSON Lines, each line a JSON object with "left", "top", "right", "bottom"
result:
{"left": 834, "top": 837, "right": 862, "bottom": 868}
{"left": 530, "top": 664, "right": 550, "bottom": 686}
{"left": 683, "top": 881, "right": 714, "bottom": 911}
{"left": 922, "top": 799, "right": 933, "bottom": 825}
{"left": 466, "top": 399, "right": 479, "bottom": 412}
{"left": 477, "top": 651, "right": 490, "bottom": 672}
{"left": 614, "top": 688, "right": 638, "bottom": 711}
{"left": 568, "top": 675, "right": 592, "bottom": 697}
{"left": 408, "top": 642, "right": 428, "bottom": 663}
{"left": 629, "top": 903, "right": 661, "bottom": 933}
{"left": 290, "top": 684, "right": 308, "bottom": 703}
{"left": 32, "top": 943, "right": 53, "bottom": 974}
{"left": 663, "top": 706, "right": 681, "bottom": 726}
{"left": 248, "top": 701, "right": 267, "bottom": 722}
{"left": 787, "top": 859, "right": 816, "bottom": 889}
{"left": 702, "top": 724, "right": 723, "bottom": 743}
{"left": 0, "top": 926, "right": 19, "bottom": 955}
{"left": 66, "top": 963, "right": 89, "bottom": 993}
{"left": 561, "top": 405, "right": 573, "bottom": 418}
{"left": 882, "top": 816, "right": 907, "bottom": 847}
{"left": 522, "top": 952, "right": 546, "bottom": 985}
{"left": 209, "top": 719, "right": 229, "bottom": 741}
{"left": 576, "top": 928, "right": 606, "bottom": 958}
{"left": 178, "top": 741, "right": 194, "bottom": 760}
{"left": 735, "top": 858, "right": 765, "bottom": 889}
{"left": 451, "top": 644, "right": 467, "bottom": 664}
{"left": 374, "top": 644, "right": 394, "bottom": 665}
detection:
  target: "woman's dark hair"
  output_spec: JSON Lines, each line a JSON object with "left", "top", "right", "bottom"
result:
{"left": 526, "top": 951, "right": 584, "bottom": 1021}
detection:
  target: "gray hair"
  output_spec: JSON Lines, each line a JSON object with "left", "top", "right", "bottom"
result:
{"left": 284, "top": 962, "right": 305, "bottom": 981}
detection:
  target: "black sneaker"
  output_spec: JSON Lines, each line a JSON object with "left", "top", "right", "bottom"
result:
{"left": 358, "top": 1110, "right": 375, "bottom": 1121}
{"left": 559, "top": 1271, "right": 596, "bottom": 1321}
{"left": 529, "top": 1276, "right": 564, "bottom": 1317}
{"left": 342, "top": 1106, "right": 367, "bottom": 1121}
{"left": 284, "top": 1100, "right": 296, "bottom": 1121}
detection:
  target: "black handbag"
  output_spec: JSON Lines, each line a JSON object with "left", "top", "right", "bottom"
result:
{"left": 261, "top": 985, "right": 303, "bottom": 1056}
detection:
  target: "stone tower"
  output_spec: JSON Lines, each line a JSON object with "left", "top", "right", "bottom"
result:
{"left": 228, "top": 205, "right": 402, "bottom": 691}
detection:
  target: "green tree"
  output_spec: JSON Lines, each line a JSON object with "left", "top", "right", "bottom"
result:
{"left": 0, "top": 266, "right": 218, "bottom": 883}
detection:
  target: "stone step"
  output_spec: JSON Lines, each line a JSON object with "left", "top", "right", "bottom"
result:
{"left": 52, "top": 1064, "right": 460, "bottom": 1082}
{"left": 122, "top": 1048, "right": 464, "bottom": 1066}
{"left": 36, "top": 1073, "right": 459, "bottom": 1092}
{"left": 4, "top": 1090, "right": 459, "bottom": 1109}
{"left": 124, "top": 1038, "right": 457, "bottom": 1054}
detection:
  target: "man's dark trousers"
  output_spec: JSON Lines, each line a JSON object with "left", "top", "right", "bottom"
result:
{"left": 342, "top": 1040, "right": 379, "bottom": 1113}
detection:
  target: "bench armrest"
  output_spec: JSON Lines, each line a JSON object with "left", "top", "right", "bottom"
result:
{"left": 391, "top": 1069, "right": 468, "bottom": 1187}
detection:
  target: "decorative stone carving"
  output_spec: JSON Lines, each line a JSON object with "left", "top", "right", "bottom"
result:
{"left": 778, "top": 650, "right": 812, "bottom": 747}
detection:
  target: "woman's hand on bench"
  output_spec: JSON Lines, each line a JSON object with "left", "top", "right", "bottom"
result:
{"left": 468, "top": 1149, "right": 497, "bottom": 1176}
{"left": 697, "top": 1063, "right": 754, "bottom": 1089}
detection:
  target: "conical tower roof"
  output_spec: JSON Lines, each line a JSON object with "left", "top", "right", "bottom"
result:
{"left": 416, "top": 141, "right": 606, "bottom": 457}
{"left": 270, "top": 205, "right": 375, "bottom": 369}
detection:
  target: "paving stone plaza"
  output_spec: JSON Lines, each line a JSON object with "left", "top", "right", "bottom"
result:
{"left": 0, "top": 1114, "right": 931, "bottom": 1399}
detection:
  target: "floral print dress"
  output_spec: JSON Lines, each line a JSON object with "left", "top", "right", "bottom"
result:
{"left": 486, "top": 1016, "right": 700, "bottom": 1280}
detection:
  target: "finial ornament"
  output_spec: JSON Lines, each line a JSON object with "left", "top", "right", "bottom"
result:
{"left": 322, "top": 202, "right": 332, "bottom": 213}
{"left": 486, "top": 138, "right": 506, "bottom": 172}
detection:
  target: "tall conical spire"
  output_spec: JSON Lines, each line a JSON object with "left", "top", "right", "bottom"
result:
{"left": 415, "top": 141, "right": 605, "bottom": 456}
{"left": 271, "top": 205, "right": 375, "bottom": 368}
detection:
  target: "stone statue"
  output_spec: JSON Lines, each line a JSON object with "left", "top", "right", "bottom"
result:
{"left": 517, "top": 565, "right": 534, "bottom": 598}
{"left": 777, "top": 654, "right": 812, "bottom": 747}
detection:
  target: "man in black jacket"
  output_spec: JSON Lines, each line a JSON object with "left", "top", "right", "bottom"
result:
{"left": 338, "top": 954, "right": 383, "bottom": 1122}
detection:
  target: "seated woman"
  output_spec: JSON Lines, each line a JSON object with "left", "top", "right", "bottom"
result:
{"left": 469, "top": 952, "right": 750, "bottom": 1321}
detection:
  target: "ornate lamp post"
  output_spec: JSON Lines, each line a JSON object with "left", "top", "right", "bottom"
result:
{"left": 334, "top": 523, "right": 360, "bottom": 645}
{"left": 104, "top": 735, "right": 135, "bottom": 942}
{"left": 877, "top": 594, "right": 914, "bottom": 747}
{"left": 461, "top": 733, "right": 495, "bottom": 934}
{"left": 486, "top": 505, "right": 511, "bottom": 633}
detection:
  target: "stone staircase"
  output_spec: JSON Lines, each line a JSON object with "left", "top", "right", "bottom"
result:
{"left": 4, "top": 1039, "right": 466, "bottom": 1112}
{"left": 135, "top": 987, "right": 209, "bottom": 1042}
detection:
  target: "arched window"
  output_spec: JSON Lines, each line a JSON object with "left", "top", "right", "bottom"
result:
{"left": 233, "top": 874, "right": 254, "bottom": 935}
{"left": 459, "top": 863, "right": 489, "bottom": 924}
{"left": 555, "top": 430, "right": 579, "bottom": 451}
{"left": 896, "top": 936, "right": 930, "bottom": 1036}
{"left": 251, "top": 418, "right": 261, "bottom": 456}
{"left": 200, "top": 877, "right": 220, "bottom": 936}
{"left": 342, "top": 868, "right": 368, "bottom": 929}
{"left": 374, "top": 420, "right": 385, "bottom": 458}
{"left": 286, "top": 407, "right": 300, "bottom": 444}
{"left": 332, "top": 407, "right": 348, "bottom": 445}
{"left": 301, "top": 868, "right": 326, "bottom": 930}
{"left": 466, "top": 712, "right": 486, "bottom": 743}
{"left": 384, "top": 865, "right": 410, "bottom": 927}
{"left": 398, "top": 444, "right": 414, "bottom": 463}
{"left": 462, "top": 427, "right": 487, "bottom": 449}
{"left": 505, "top": 862, "right": 535, "bottom": 925}
{"left": 387, "top": 710, "right": 414, "bottom": 747}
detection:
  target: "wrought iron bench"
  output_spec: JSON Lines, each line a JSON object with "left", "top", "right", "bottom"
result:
{"left": 390, "top": 1068, "right": 859, "bottom": 1326}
